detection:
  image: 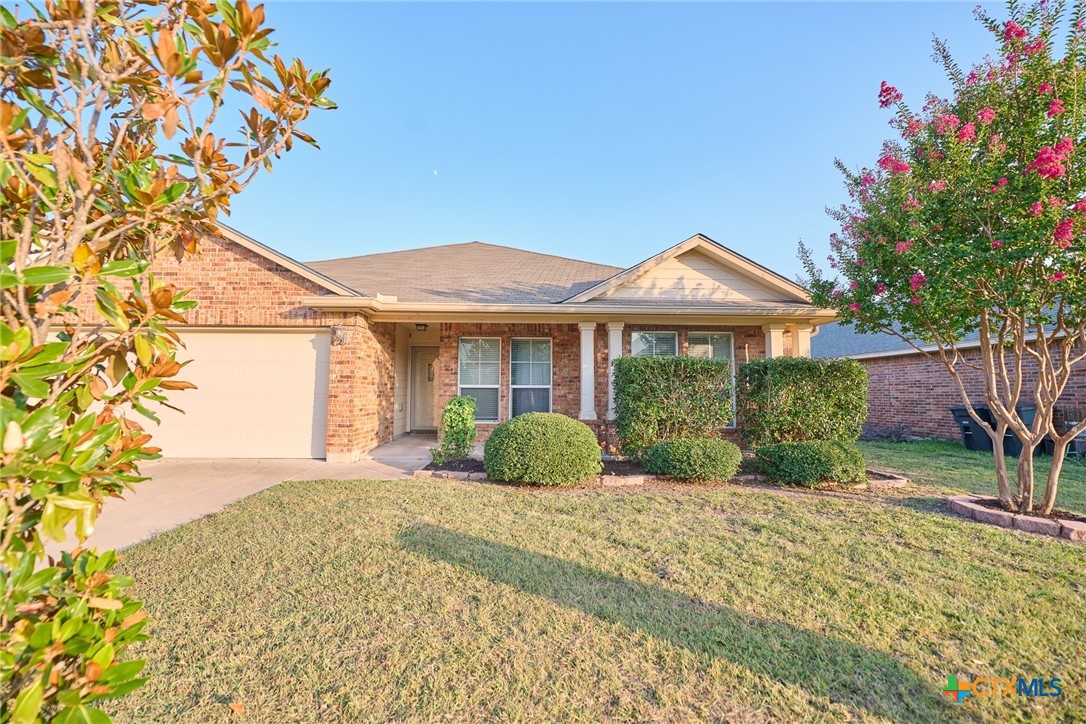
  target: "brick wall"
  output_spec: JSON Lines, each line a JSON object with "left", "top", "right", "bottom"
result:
{"left": 437, "top": 322, "right": 766, "bottom": 450}
{"left": 859, "top": 344, "right": 1086, "bottom": 439}
{"left": 73, "top": 233, "right": 396, "bottom": 460}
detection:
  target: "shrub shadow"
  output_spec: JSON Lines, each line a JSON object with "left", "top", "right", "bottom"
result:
{"left": 397, "top": 523, "right": 942, "bottom": 721}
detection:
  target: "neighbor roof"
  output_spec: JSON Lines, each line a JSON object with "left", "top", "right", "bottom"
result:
{"left": 811, "top": 321, "right": 984, "bottom": 359}
{"left": 307, "top": 242, "right": 622, "bottom": 304}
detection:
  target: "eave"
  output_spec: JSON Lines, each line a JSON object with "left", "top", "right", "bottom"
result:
{"left": 301, "top": 295, "right": 839, "bottom": 325}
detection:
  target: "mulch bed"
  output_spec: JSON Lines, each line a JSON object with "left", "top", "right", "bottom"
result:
{"left": 972, "top": 496, "right": 1086, "bottom": 524}
{"left": 422, "top": 458, "right": 647, "bottom": 476}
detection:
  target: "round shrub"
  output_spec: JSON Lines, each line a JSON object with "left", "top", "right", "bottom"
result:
{"left": 755, "top": 440, "right": 866, "bottom": 488}
{"left": 483, "top": 413, "right": 602, "bottom": 486}
{"left": 642, "top": 438, "right": 742, "bottom": 482}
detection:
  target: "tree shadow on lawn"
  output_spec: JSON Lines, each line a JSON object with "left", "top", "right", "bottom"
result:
{"left": 397, "top": 523, "right": 943, "bottom": 721}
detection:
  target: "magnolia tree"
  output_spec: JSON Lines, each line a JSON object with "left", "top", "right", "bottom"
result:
{"left": 802, "top": 0, "right": 1086, "bottom": 515}
{"left": 1, "top": 1, "right": 332, "bottom": 719}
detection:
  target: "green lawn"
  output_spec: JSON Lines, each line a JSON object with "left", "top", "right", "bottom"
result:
{"left": 859, "top": 439, "right": 1086, "bottom": 513}
{"left": 107, "top": 448, "right": 1085, "bottom": 722}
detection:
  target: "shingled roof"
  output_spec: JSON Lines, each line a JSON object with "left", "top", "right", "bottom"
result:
{"left": 306, "top": 242, "right": 622, "bottom": 304}
{"left": 811, "top": 321, "right": 985, "bottom": 359}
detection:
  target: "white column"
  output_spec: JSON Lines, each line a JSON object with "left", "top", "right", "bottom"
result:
{"left": 606, "top": 322, "right": 624, "bottom": 420}
{"left": 795, "top": 324, "right": 813, "bottom": 358}
{"left": 578, "top": 322, "right": 597, "bottom": 420}
{"left": 763, "top": 323, "right": 786, "bottom": 358}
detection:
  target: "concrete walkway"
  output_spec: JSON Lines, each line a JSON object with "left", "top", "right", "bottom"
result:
{"left": 52, "top": 434, "right": 436, "bottom": 552}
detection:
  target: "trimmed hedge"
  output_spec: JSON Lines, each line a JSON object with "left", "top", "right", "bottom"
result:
{"left": 612, "top": 356, "right": 734, "bottom": 457}
{"left": 736, "top": 357, "right": 868, "bottom": 448}
{"left": 483, "top": 413, "right": 602, "bottom": 486}
{"left": 642, "top": 438, "right": 742, "bottom": 482}
{"left": 431, "top": 396, "right": 476, "bottom": 464}
{"left": 756, "top": 440, "right": 866, "bottom": 488}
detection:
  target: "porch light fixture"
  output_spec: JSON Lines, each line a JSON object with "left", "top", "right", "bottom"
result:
{"left": 330, "top": 324, "right": 347, "bottom": 346}
{"left": 415, "top": 323, "right": 428, "bottom": 332}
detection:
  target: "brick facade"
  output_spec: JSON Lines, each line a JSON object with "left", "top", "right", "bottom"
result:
{"left": 858, "top": 345, "right": 1086, "bottom": 440}
{"left": 76, "top": 234, "right": 397, "bottom": 461}
{"left": 437, "top": 322, "right": 768, "bottom": 451}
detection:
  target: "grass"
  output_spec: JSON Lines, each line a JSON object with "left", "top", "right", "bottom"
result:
{"left": 859, "top": 439, "right": 1086, "bottom": 513}
{"left": 106, "top": 445, "right": 1086, "bottom": 723}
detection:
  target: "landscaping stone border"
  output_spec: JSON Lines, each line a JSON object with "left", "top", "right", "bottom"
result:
{"left": 948, "top": 495, "right": 1086, "bottom": 541}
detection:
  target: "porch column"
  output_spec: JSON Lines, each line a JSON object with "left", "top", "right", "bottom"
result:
{"left": 606, "top": 322, "right": 624, "bottom": 420}
{"left": 578, "top": 322, "right": 597, "bottom": 420}
{"left": 794, "top": 324, "right": 813, "bottom": 358}
{"left": 763, "top": 323, "right": 786, "bottom": 358}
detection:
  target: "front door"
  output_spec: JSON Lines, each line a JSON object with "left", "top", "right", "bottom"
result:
{"left": 411, "top": 347, "right": 439, "bottom": 431}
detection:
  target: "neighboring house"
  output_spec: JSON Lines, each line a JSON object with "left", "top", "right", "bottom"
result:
{"left": 812, "top": 322, "right": 1086, "bottom": 439}
{"left": 139, "top": 227, "right": 835, "bottom": 461}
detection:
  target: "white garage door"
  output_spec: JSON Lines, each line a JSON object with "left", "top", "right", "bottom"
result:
{"left": 150, "top": 329, "right": 330, "bottom": 458}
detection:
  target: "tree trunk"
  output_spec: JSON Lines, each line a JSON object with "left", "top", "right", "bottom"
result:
{"left": 991, "top": 425, "right": 1014, "bottom": 508}
{"left": 1039, "top": 438, "right": 1067, "bottom": 515}
{"left": 1015, "top": 443, "right": 1036, "bottom": 513}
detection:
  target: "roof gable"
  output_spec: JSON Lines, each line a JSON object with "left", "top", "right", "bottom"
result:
{"left": 217, "top": 225, "right": 360, "bottom": 296}
{"left": 562, "top": 234, "right": 810, "bottom": 304}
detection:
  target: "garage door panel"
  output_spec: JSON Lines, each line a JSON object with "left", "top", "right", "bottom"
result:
{"left": 150, "top": 330, "right": 329, "bottom": 458}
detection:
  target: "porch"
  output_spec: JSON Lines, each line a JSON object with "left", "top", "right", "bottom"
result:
{"left": 388, "top": 320, "right": 816, "bottom": 442}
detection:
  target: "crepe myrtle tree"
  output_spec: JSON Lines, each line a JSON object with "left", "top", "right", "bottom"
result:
{"left": 0, "top": 0, "right": 333, "bottom": 719}
{"left": 801, "top": 0, "right": 1086, "bottom": 515}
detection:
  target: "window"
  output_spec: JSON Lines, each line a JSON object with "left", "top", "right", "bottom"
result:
{"left": 458, "top": 337, "right": 500, "bottom": 422}
{"left": 631, "top": 331, "right": 678, "bottom": 357}
{"left": 687, "top": 332, "right": 733, "bottom": 363}
{"left": 510, "top": 338, "right": 552, "bottom": 417}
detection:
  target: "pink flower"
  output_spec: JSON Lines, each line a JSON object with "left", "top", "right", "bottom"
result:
{"left": 977, "top": 107, "right": 996, "bottom": 124}
{"left": 1030, "top": 144, "right": 1069, "bottom": 179}
{"left": 1005, "top": 20, "right": 1028, "bottom": 42}
{"left": 1031, "top": 201, "right": 1045, "bottom": 217}
{"left": 992, "top": 240, "right": 1004, "bottom": 248}
{"left": 902, "top": 196, "right": 920, "bottom": 210}
{"left": 877, "top": 153, "right": 911, "bottom": 175}
{"left": 910, "top": 273, "right": 927, "bottom": 292}
{"left": 895, "top": 240, "right": 913, "bottom": 254}
{"left": 1054, "top": 217, "right": 1074, "bottom": 247}
{"left": 910, "top": 296, "right": 922, "bottom": 305}
{"left": 861, "top": 173, "right": 875, "bottom": 186}
{"left": 1050, "top": 195, "right": 1067, "bottom": 208}
{"left": 988, "top": 134, "right": 1007, "bottom": 153}
{"left": 1038, "top": 82, "right": 1055, "bottom": 95}
{"left": 903, "top": 118, "right": 925, "bottom": 138}
{"left": 957, "top": 122, "right": 976, "bottom": 143}
{"left": 967, "top": 70, "right": 979, "bottom": 86}
{"left": 1048, "top": 98, "right": 1066, "bottom": 117}
{"left": 991, "top": 177, "right": 1009, "bottom": 192}
{"left": 878, "top": 81, "right": 903, "bottom": 108}
{"left": 928, "top": 179, "right": 948, "bottom": 192}
{"left": 934, "top": 114, "right": 961, "bottom": 136}
{"left": 849, "top": 302, "right": 862, "bottom": 313}
{"left": 1024, "top": 39, "right": 1045, "bottom": 56}
{"left": 1049, "top": 271, "right": 1066, "bottom": 282}
{"left": 1055, "top": 137, "right": 1074, "bottom": 155}
{"left": 876, "top": 283, "right": 887, "bottom": 294}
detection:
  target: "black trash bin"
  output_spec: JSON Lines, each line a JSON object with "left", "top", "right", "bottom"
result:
{"left": 1003, "top": 405, "right": 1038, "bottom": 457}
{"left": 949, "top": 406, "right": 994, "bottom": 452}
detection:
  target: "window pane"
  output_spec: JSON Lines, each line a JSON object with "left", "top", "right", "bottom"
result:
{"left": 530, "top": 362, "right": 551, "bottom": 386}
{"left": 461, "top": 387, "right": 499, "bottom": 421}
{"left": 460, "top": 338, "right": 500, "bottom": 386}
{"left": 511, "top": 361, "right": 533, "bottom": 386}
{"left": 632, "top": 332, "right": 677, "bottom": 357}
{"left": 477, "top": 361, "right": 500, "bottom": 386}
{"left": 512, "top": 388, "right": 550, "bottom": 416}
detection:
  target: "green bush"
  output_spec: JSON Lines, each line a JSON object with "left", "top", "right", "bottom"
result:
{"left": 736, "top": 357, "right": 868, "bottom": 448}
{"left": 483, "top": 413, "right": 602, "bottom": 486}
{"left": 642, "top": 438, "right": 742, "bottom": 482}
{"left": 756, "top": 440, "right": 867, "bottom": 488}
{"left": 612, "top": 356, "right": 734, "bottom": 458}
{"left": 431, "top": 396, "right": 477, "bottom": 464}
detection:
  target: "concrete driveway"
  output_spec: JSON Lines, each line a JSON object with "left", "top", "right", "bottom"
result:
{"left": 56, "top": 436, "right": 435, "bottom": 552}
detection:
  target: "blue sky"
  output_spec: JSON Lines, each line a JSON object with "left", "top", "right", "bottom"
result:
{"left": 230, "top": 2, "right": 995, "bottom": 280}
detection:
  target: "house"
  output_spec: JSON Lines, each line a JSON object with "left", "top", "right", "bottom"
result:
{"left": 812, "top": 322, "right": 1086, "bottom": 439}
{"left": 140, "top": 227, "right": 836, "bottom": 461}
